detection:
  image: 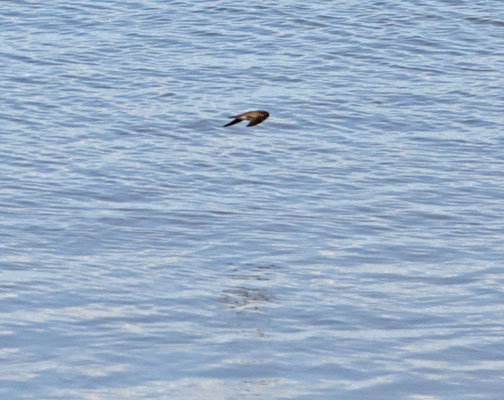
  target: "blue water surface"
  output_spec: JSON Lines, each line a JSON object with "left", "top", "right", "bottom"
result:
{"left": 1, "top": 1, "right": 504, "bottom": 399}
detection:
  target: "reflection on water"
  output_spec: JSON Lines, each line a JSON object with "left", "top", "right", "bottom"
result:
{"left": 222, "top": 264, "right": 277, "bottom": 313}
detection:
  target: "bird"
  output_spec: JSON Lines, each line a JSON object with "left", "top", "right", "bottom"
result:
{"left": 223, "top": 110, "right": 270, "bottom": 127}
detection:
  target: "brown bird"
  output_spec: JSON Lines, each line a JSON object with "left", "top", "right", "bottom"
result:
{"left": 223, "top": 110, "right": 270, "bottom": 127}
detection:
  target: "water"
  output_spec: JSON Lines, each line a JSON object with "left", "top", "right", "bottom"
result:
{"left": 1, "top": 1, "right": 504, "bottom": 399}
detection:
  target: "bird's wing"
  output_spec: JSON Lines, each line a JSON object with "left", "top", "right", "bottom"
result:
{"left": 223, "top": 118, "right": 242, "bottom": 127}
{"left": 246, "top": 115, "right": 267, "bottom": 127}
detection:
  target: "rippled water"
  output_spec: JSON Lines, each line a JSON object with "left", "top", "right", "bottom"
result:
{"left": 2, "top": 1, "right": 504, "bottom": 399}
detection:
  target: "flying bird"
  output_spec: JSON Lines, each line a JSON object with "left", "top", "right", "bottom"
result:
{"left": 223, "top": 110, "right": 270, "bottom": 127}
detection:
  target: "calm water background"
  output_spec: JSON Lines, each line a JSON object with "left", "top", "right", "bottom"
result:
{"left": 1, "top": 1, "right": 504, "bottom": 399}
